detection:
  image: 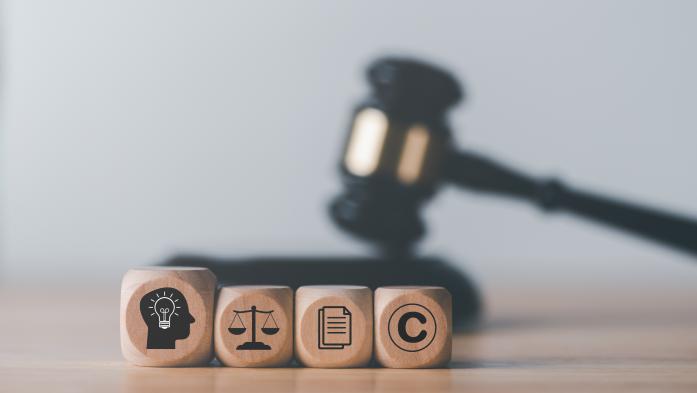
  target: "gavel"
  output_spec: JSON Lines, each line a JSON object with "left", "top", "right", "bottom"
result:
{"left": 167, "top": 56, "right": 696, "bottom": 330}
{"left": 330, "top": 57, "right": 697, "bottom": 257}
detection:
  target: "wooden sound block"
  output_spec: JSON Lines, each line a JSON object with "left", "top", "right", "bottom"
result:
{"left": 374, "top": 286, "right": 452, "bottom": 368}
{"left": 214, "top": 286, "right": 293, "bottom": 367}
{"left": 295, "top": 285, "right": 373, "bottom": 368}
{"left": 120, "top": 267, "right": 217, "bottom": 367}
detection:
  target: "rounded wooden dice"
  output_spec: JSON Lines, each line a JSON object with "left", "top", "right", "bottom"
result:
{"left": 295, "top": 285, "right": 373, "bottom": 368}
{"left": 120, "top": 267, "right": 217, "bottom": 366}
{"left": 214, "top": 286, "right": 293, "bottom": 367}
{"left": 374, "top": 286, "right": 452, "bottom": 368}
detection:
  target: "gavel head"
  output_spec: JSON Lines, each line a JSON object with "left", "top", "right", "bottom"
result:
{"left": 329, "top": 57, "right": 464, "bottom": 251}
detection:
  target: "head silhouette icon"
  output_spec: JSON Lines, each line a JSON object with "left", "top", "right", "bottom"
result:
{"left": 140, "top": 287, "right": 195, "bottom": 349}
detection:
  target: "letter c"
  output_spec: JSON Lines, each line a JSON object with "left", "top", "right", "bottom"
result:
{"left": 397, "top": 311, "right": 427, "bottom": 343}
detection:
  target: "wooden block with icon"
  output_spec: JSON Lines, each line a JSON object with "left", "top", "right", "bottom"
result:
{"left": 120, "top": 267, "right": 217, "bottom": 367}
{"left": 374, "top": 286, "right": 452, "bottom": 368}
{"left": 294, "top": 285, "right": 373, "bottom": 368}
{"left": 214, "top": 286, "right": 293, "bottom": 367}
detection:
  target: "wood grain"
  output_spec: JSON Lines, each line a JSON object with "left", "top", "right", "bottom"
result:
{"left": 214, "top": 285, "right": 293, "bottom": 367}
{"left": 120, "top": 267, "right": 217, "bottom": 366}
{"left": 374, "top": 286, "right": 452, "bottom": 368}
{"left": 1, "top": 281, "right": 696, "bottom": 392}
{"left": 295, "top": 285, "right": 373, "bottom": 368}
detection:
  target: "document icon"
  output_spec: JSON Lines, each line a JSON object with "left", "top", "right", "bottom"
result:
{"left": 318, "top": 306, "right": 352, "bottom": 349}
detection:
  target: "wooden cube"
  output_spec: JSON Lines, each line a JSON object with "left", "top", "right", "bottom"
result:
{"left": 120, "top": 267, "right": 217, "bottom": 367}
{"left": 295, "top": 285, "right": 373, "bottom": 368}
{"left": 214, "top": 285, "right": 293, "bottom": 367}
{"left": 374, "top": 286, "right": 452, "bottom": 368}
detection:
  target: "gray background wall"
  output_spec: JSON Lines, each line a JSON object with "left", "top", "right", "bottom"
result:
{"left": 2, "top": 0, "right": 697, "bottom": 286}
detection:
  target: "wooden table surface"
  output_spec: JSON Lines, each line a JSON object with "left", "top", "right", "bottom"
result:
{"left": 1, "top": 282, "right": 696, "bottom": 392}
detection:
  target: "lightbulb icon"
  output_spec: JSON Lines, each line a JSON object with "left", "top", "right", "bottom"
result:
{"left": 147, "top": 290, "right": 182, "bottom": 329}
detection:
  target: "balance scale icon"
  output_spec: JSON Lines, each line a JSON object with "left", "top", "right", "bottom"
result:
{"left": 228, "top": 305, "right": 279, "bottom": 350}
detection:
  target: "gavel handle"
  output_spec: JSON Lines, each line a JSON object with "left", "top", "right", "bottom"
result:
{"left": 445, "top": 150, "right": 697, "bottom": 257}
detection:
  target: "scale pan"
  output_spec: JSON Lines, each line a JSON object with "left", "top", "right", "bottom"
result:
{"left": 228, "top": 327, "right": 246, "bottom": 335}
{"left": 261, "top": 327, "right": 279, "bottom": 335}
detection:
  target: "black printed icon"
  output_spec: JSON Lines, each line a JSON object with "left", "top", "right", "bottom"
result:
{"left": 228, "top": 306, "right": 279, "bottom": 350}
{"left": 388, "top": 303, "right": 436, "bottom": 352}
{"left": 318, "top": 306, "right": 352, "bottom": 349}
{"left": 140, "top": 288, "right": 195, "bottom": 349}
